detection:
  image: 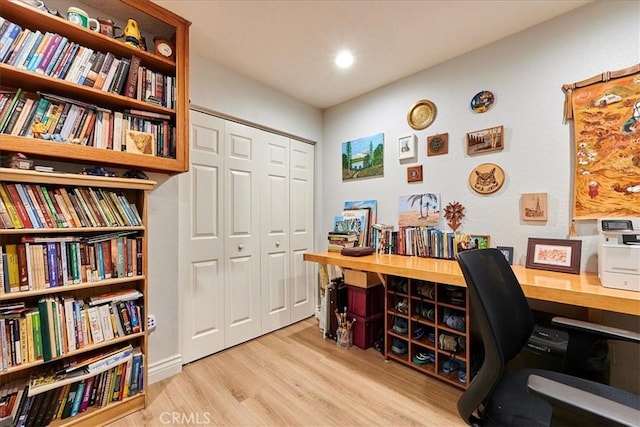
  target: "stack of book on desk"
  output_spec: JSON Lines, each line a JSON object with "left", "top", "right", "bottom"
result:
{"left": 327, "top": 231, "right": 358, "bottom": 252}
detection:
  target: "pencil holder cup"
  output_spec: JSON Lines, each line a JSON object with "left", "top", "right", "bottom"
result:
{"left": 336, "top": 326, "right": 352, "bottom": 349}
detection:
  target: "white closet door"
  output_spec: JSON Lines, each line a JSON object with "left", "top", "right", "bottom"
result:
{"left": 289, "top": 139, "right": 315, "bottom": 322}
{"left": 179, "top": 111, "right": 226, "bottom": 364}
{"left": 224, "top": 121, "right": 263, "bottom": 347}
{"left": 261, "top": 133, "right": 291, "bottom": 333}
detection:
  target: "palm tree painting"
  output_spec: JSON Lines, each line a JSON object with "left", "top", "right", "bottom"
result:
{"left": 398, "top": 193, "right": 441, "bottom": 227}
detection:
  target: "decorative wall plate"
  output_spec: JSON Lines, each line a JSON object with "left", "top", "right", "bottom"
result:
{"left": 427, "top": 133, "right": 448, "bottom": 156}
{"left": 469, "top": 162, "right": 505, "bottom": 194}
{"left": 407, "top": 100, "right": 437, "bottom": 130}
{"left": 470, "top": 90, "right": 495, "bottom": 113}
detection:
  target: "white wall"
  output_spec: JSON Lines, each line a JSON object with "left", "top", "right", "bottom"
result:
{"left": 322, "top": 0, "right": 639, "bottom": 272}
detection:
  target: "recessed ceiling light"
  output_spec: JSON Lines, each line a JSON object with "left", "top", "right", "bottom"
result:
{"left": 335, "top": 50, "right": 354, "bottom": 69}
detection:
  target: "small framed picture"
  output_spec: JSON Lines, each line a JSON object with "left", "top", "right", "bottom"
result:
{"left": 455, "top": 234, "right": 490, "bottom": 253}
{"left": 496, "top": 246, "right": 514, "bottom": 264}
{"left": 526, "top": 238, "right": 582, "bottom": 274}
{"left": 407, "top": 165, "right": 423, "bottom": 183}
{"left": 466, "top": 125, "right": 504, "bottom": 155}
{"left": 427, "top": 133, "right": 448, "bottom": 156}
{"left": 398, "top": 134, "right": 417, "bottom": 160}
{"left": 521, "top": 193, "right": 548, "bottom": 221}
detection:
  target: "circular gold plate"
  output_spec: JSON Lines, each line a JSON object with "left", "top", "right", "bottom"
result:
{"left": 407, "top": 100, "right": 437, "bottom": 130}
{"left": 469, "top": 163, "right": 505, "bottom": 194}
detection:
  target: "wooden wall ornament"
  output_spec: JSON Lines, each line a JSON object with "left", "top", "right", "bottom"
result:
{"left": 469, "top": 163, "right": 505, "bottom": 194}
{"left": 427, "top": 133, "right": 448, "bottom": 156}
{"left": 407, "top": 165, "right": 423, "bottom": 182}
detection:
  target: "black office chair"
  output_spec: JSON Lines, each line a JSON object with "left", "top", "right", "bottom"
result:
{"left": 456, "top": 248, "right": 640, "bottom": 426}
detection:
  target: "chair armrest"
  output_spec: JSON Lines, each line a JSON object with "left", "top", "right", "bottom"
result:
{"left": 527, "top": 374, "right": 640, "bottom": 427}
{"left": 552, "top": 317, "right": 640, "bottom": 343}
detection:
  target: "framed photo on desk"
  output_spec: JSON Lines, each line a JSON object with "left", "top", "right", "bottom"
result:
{"left": 526, "top": 238, "right": 582, "bottom": 274}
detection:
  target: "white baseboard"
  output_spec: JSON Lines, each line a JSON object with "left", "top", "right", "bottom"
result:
{"left": 148, "top": 354, "right": 182, "bottom": 385}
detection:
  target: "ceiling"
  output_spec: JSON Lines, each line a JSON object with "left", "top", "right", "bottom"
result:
{"left": 153, "top": 0, "right": 591, "bottom": 110}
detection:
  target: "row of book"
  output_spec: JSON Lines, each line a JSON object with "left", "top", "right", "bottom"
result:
{"left": 0, "top": 16, "right": 176, "bottom": 108}
{"left": 394, "top": 226, "right": 458, "bottom": 260}
{"left": 0, "top": 345, "right": 144, "bottom": 427}
{"left": 0, "top": 88, "right": 176, "bottom": 158}
{"left": 0, "top": 182, "right": 143, "bottom": 230}
{"left": 0, "top": 232, "right": 143, "bottom": 294}
{"left": 0, "top": 289, "right": 143, "bottom": 369}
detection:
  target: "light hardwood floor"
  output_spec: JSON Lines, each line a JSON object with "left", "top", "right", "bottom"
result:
{"left": 108, "top": 317, "right": 466, "bottom": 426}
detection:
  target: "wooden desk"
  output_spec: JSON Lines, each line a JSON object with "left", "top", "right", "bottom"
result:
{"left": 304, "top": 252, "right": 640, "bottom": 316}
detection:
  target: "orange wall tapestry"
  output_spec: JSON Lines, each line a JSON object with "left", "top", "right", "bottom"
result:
{"left": 563, "top": 64, "right": 640, "bottom": 220}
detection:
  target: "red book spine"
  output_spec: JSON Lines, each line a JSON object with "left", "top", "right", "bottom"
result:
{"left": 4, "top": 183, "right": 33, "bottom": 228}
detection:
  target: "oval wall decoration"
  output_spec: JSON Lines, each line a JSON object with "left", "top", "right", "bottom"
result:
{"left": 469, "top": 163, "right": 505, "bottom": 194}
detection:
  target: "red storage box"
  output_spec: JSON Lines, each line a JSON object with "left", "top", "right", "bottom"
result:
{"left": 347, "top": 284, "right": 384, "bottom": 318}
{"left": 348, "top": 312, "right": 384, "bottom": 349}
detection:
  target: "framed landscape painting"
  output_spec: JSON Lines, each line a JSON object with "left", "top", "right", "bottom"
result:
{"left": 342, "top": 132, "right": 384, "bottom": 181}
{"left": 526, "top": 238, "right": 582, "bottom": 274}
{"left": 466, "top": 125, "right": 504, "bottom": 155}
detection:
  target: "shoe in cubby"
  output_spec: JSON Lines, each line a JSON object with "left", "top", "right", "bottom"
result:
{"left": 391, "top": 337, "right": 408, "bottom": 355}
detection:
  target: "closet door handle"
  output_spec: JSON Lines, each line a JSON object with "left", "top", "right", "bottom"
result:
{"left": 276, "top": 241, "right": 280, "bottom": 247}
{"left": 238, "top": 244, "right": 244, "bottom": 250}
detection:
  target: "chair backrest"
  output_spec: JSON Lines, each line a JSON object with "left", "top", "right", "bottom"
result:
{"left": 456, "top": 248, "right": 535, "bottom": 424}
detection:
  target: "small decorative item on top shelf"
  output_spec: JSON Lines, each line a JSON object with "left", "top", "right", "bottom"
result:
{"left": 526, "top": 238, "right": 582, "bottom": 274}
{"left": 427, "top": 133, "right": 448, "bottom": 156}
{"left": 154, "top": 37, "right": 175, "bottom": 60}
{"left": 123, "top": 169, "right": 149, "bottom": 180}
{"left": 407, "top": 165, "right": 423, "bottom": 183}
{"left": 443, "top": 201, "right": 465, "bottom": 232}
{"left": 469, "top": 163, "right": 505, "bottom": 195}
{"left": 120, "top": 18, "right": 143, "bottom": 49}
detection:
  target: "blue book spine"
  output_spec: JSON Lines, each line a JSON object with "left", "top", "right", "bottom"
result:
{"left": 126, "top": 300, "right": 139, "bottom": 332}
{"left": 19, "top": 30, "right": 43, "bottom": 69}
{"left": 2, "top": 253, "right": 8, "bottom": 293}
{"left": 70, "top": 380, "right": 85, "bottom": 417}
{"left": 129, "top": 353, "right": 141, "bottom": 396}
{"left": 0, "top": 22, "right": 19, "bottom": 62}
{"left": 14, "top": 183, "right": 42, "bottom": 228}
{"left": 46, "top": 242, "right": 58, "bottom": 287}
{"left": 96, "top": 242, "right": 104, "bottom": 280}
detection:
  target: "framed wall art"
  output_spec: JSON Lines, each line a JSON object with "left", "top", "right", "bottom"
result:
{"left": 496, "top": 246, "right": 514, "bottom": 264}
{"left": 407, "top": 165, "right": 423, "bottom": 183}
{"left": 398, "top": 134, "right": 417, "bottom": 160}
{"left": 526, "top": 238, "right": 582, "bottom": 274}
{"left": 521, "top": 193, "right": 548, "bottom": 221}
{"left": 427, "top": 133, "right": 448, "bottom": 156}
{"left": 466, "top": 125, "right": 504, "bottom": 155}
{"left": 398, "top": 193, "right": 441, "bottom": 227}
{"left": 562, "top": 64, "right": 640, "bottom": 220}
{"left": 342, "top": 132, "right": 384, "bottom": 181}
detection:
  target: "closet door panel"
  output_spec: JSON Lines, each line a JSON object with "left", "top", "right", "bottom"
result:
{"left": 261, "top": 134, "right": 291, "bottom": 333}
{"left": 180, "top": 111, "right": 225, "bottom": 363}
{"left": 290, "top": 140, "right": 315, "bottom": 322}
{"left": 224, "top": 122, "right": 262, "bottom": 347}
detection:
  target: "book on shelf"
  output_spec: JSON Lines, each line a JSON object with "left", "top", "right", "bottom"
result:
{"left": 27, "top": 344, "right": 133, "bottom": 397}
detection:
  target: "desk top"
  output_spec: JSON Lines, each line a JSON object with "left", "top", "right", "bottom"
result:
{"left": 303, "top": 252, "right": 640, "bottom": 316}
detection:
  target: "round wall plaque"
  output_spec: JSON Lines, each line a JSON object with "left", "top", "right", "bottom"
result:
{"left": 469, "top": 163, "right": 505, "bottom": 194}
{"left": 470, "top": 90, "right": 495, "bottom": 113}
{"left": 407, "top": 100, "right": 437, "bottom": 130}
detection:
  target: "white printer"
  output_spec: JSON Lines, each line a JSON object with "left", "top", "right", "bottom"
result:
{"left": 597, "top": 218, "right": 640, "bottom": 292}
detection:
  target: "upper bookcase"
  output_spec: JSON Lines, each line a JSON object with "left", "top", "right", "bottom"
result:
{"left": 0, "top": 0, "right": 191, "bottom": 174}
